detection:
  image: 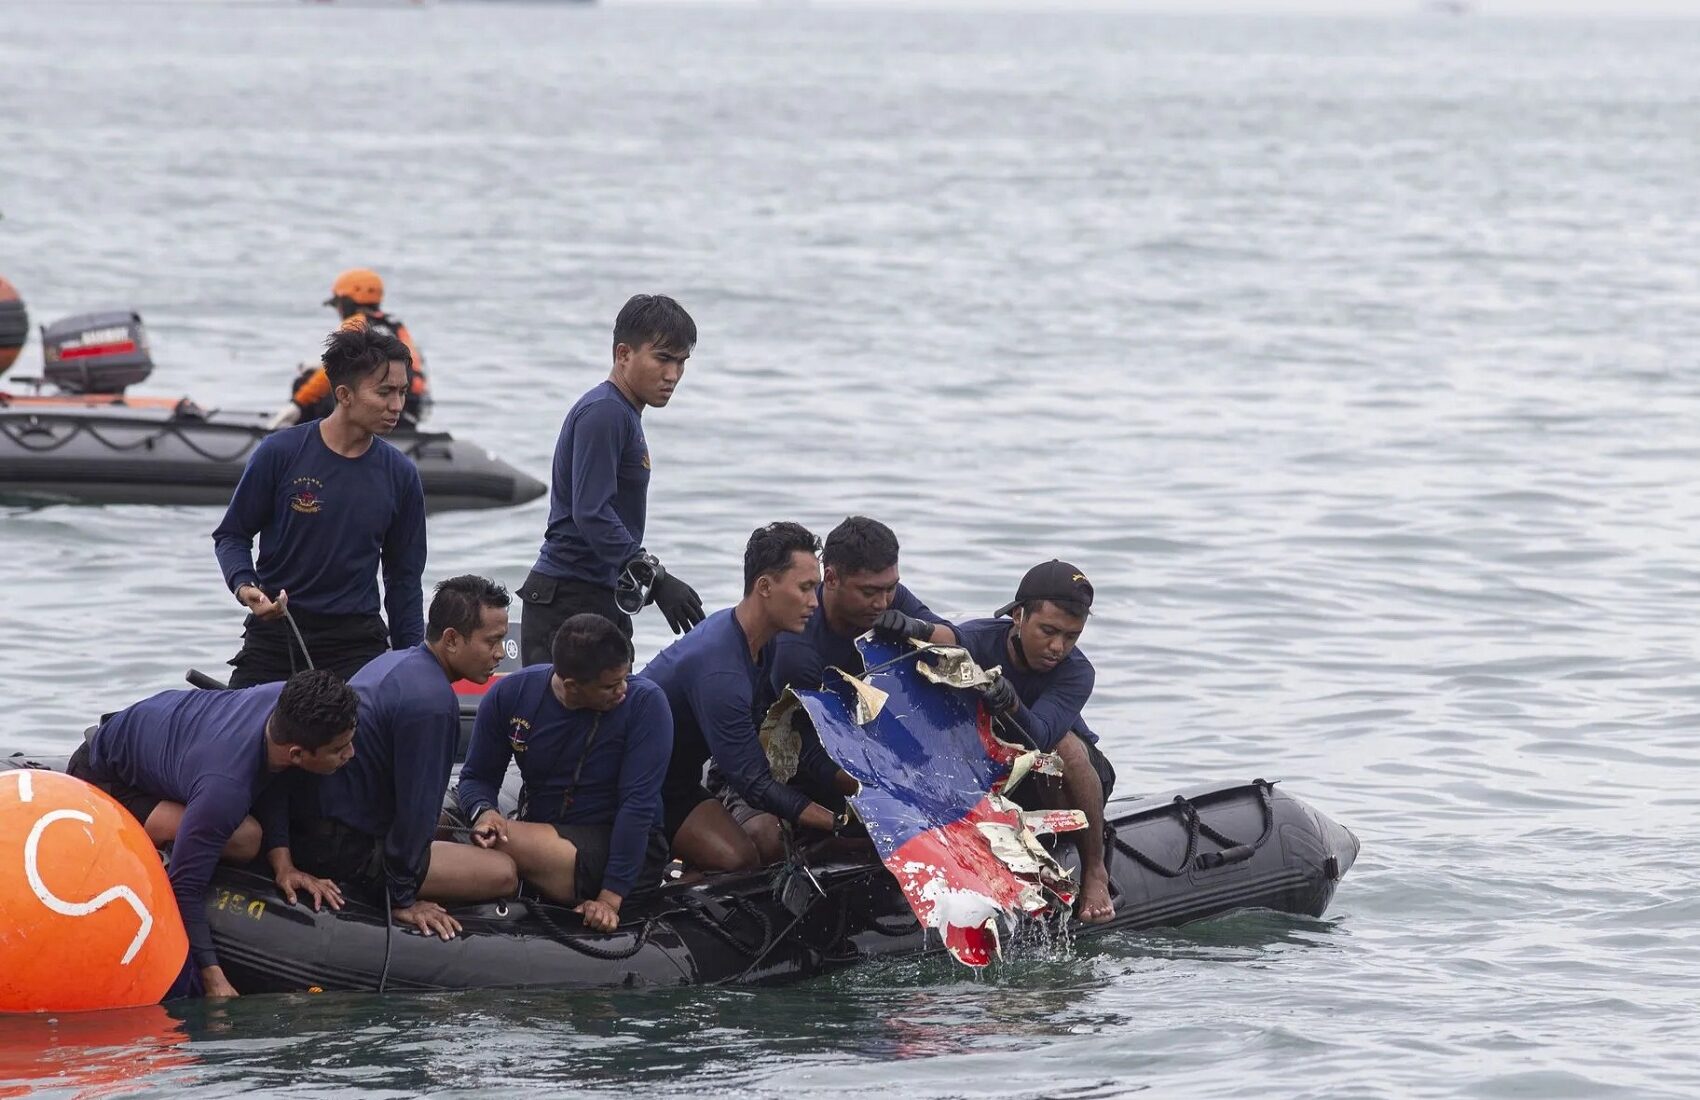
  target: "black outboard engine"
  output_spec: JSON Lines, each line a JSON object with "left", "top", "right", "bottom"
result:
{"left": 41, "top": 311, "right": 154, "bottom": 394}
{"left": 0, "top": 276, "right": 26, "bottom": 376}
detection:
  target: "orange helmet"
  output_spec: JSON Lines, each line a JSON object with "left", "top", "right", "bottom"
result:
{"left": 325, "top": 268, "right": 384, "bottom": 307}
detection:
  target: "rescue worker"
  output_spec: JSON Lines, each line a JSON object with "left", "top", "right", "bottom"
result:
{"left": 271, "top": 268, "right": 430, "bottom": 429}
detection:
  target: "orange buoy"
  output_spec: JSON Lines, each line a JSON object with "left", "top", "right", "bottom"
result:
{"left": 0, "top": 770, "right": 188, "bottom": 1012}
{"left": 0, "top": 276, "right": 26, "bottom": 375}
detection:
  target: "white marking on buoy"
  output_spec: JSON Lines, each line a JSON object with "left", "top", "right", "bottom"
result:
{"left": 11, "top": 770, "right": 34, "bottom": 803}
{"left": 23, "top": 808, "right": 153, "bottom": 965}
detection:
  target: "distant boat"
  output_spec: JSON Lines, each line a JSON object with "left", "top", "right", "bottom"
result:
{"left": 1420, "top": 0, "right": 1475, "bottom": 13}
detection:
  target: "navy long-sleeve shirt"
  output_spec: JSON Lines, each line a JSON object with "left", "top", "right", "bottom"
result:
{"left": 89, "top": 683, "right": 291, "bottom": 970}
{"left": 533, "top": 381, "right": 649, "bottom": 588}
{"left": 769, "top": 584, "right": 954, "bottom": 791}
{"left": 305, "top": 644, "right": 456, "bottom": 907}
{"left": 457, "top": 667, "right": 672, "bottom": 898}
{"left": 954, "top": 617, "right": 1098, "bottom": 750}
{"left": 638, "top": 608, "right": 809, "bottom": 823}
{"left": 212, "top": 421, "right": 427, "bottom": 648}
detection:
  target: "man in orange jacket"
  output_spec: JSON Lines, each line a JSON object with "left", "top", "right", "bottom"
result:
{"left": 272, "top": 269, "right": 431, "bottom": 429}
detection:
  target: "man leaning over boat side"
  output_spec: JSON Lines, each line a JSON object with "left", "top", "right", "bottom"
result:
{"left": 517, "top": 294, "right": 704, "bottom": 663}
{"left": 953, "top": 560, "right": 1118, "bottom": 924}
{"left": 457, "top": 613, "right": 673, "bottom": 932}
{"left": 766, "top": 514, "right": 959, "bottom": 812}
{"left": 272, "top": 576, "right": 518, "bottom": 940}
{"left": 68, "top": 670, "right": 358, "bottom": 998}
{"left": 639, "top": 522, "right": 842, "bottom": 873}
{"left": 212, "top": 324, "right": 426, "bottom": 688}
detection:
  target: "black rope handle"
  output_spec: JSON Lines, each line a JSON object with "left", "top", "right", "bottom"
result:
{"left": 1109, "top": 780, "right": 1277, "bottom": 880}
{"left": 0, "top": 411, "right": 264, "bottom": 464}
{"left": 528, "top": 901, "right": 655, "bottom": 961}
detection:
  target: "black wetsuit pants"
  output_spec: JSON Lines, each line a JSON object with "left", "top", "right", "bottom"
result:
{"left": 517, "top": 569, "right": 633, "bottom": 667}
{"left": 226, "top": 609, "right": 388, "bottom": 688}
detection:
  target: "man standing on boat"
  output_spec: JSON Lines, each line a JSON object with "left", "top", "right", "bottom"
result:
{"left": 213, "top": 324, "right": 427, "bottom": 688}
{"left": 458, "top": 613, "right": 673, "bottom": 931}
{"left": 769, "top": 515, "right": 958, "bottom": 809}
{"left": 640, "top": 522, "right": 841, "bottom": 872}
{"left": 953, "top": 561, "right": 1117, "bottom": 924}
{"left": 517, "top": 295, "right": 704, "bottom": 665}
{"left": 275, "top": 576, "right": 519, "bottom": 940}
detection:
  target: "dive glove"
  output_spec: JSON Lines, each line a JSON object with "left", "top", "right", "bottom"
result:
{"left": 616, "top": 552, "right": 703, "bottom": 632}
{"left": 871, "top": 608, "right": 935, "bottom": 642}
{"left": 651, "top": 571, "right": 705, "bottom": 634}
{"left": 977, "top": 673, "right": 1019, "bottom": 715}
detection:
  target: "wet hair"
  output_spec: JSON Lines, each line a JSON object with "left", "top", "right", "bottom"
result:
{"left": 743, "top": 521, "right": 821, "bottom": 595}
{"left": 269, "top": 669, "right": 359, "bottom": 751}
{"left": 322, "top": 323, "right": 411, "bottom": 391}
{"left": 823, "top": 515, "right": 900, "bottom": 577}
{"left": 612, "top": 294, "right": 697, "bottom": 356}
{"left": 427, "top": 575, "right": 511, "bottom": 642}
{"left": 1018, "top": 597, "right": 1091, "bottom": 621}
{"left": 552, "top": 613, "right": 634, "bottom": 683}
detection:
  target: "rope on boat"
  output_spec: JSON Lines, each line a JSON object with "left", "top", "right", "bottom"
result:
{"left": 1109, "top": 779, "right": 1276, "bottom": 879}
{"left": 528, "top": 901, "right": 656, "bottom": 961}
{"left": 0, "top": 410, "right": 264, "bottom": 464}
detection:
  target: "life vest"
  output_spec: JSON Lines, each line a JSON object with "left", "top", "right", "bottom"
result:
{"left": 290, "top": 309, "right": 429, "bottom": 420}
{"left": 348, "top": 310, "right": 428, "bottom": 399}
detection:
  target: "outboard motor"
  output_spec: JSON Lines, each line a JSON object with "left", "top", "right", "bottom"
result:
{"left": 41, "top": 310, "right": 154, "bottom": 394}
{"left": 0, "top": 276, "right": 26, "bottom": 376}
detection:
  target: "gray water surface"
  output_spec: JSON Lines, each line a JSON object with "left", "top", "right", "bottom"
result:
{"left": 3, "top": 3, "right": 1699, "bottom": 1096}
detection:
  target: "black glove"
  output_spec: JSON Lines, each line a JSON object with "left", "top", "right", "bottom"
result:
{"left": 650, "top": 571, "right": 704, "bottom": 634}
{"left": 977, "top": 674, "right": 1019, "bottom": 715}
{"left": 871, "top": 608, "right": 935, "bottom": 642}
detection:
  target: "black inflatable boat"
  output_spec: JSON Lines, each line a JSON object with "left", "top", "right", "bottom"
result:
{"left": 0, "top": 400, "right": 545, "bottom": 513}
{"left": 0, "top": 309, "right": 545, "bottom": 513}
{"left": 0, "top": 753, "right": 1358, "bottom": 992}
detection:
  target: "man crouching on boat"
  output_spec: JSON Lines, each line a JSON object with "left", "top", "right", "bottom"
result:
{"left": 456, "top": 613, "right": 673, "bottom": 932}
{"left": 944, "top": 561, "right": 1118, "bottom": 924}
{"left": 640, "top": 522, "right": 843, "bottom": 872}
{"left": 767, "top": 515, "right": 959, "bottom": 814}
{"left": 272, "top": 576, "right": 519, "bottom": 940}
{"left": 69, "top": 670, "right": 359, "bottom": 998}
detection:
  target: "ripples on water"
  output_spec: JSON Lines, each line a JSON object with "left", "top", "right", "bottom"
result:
{"left": 4, "top": 3, "right": 1700, "bottom": 1096}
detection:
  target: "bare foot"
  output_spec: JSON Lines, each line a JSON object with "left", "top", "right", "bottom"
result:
{"left": 1076, "top": 870, "right": 1114, "bottom": 924}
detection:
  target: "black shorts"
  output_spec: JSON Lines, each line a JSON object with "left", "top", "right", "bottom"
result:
{"left": 518, "top": 570, "right": 633, "bottom": 667}
{"left": 660, "top": 783, "right": 717, "bottom": 843}
{"left": 1010, "top": 735, "right": 1117, "bottom": 809}
{"left": 290, "top": 818, "right": 431, "bottom": 893}
{"left": 67, "top": 742, "right": 163, "bottom": 827}
{"left": 550, "top": 823, "right": 671, "bottom": 899}
{"left": 227, "top": 609, "right": 388, "bottom": 689}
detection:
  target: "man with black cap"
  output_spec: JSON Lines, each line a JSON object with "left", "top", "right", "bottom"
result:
{"left": 950, "top": 560, "right": 1116, "bottom": 924}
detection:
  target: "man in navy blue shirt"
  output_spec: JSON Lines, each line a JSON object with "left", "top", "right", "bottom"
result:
{"left": 955, "top": 560, "right": 1117, "bottom": 923}
{"left": 770, "top": 515, "right": 959, "bottom": 809}
{"left": 458, "top": 613, "right": 672, "bottom": 932}
{"left": 641, "top": 522, "right": 841, "bottom": 872}
{"left": 518, "top": 295, "right": 704, "bottom": 664}
{"left": 213, "top": 324, "right": 427, "bottom": 688}
{"left": 68, "top": 670, "right": 359, "bottom": 998}
{"left": 278, "top": 575, "right": 518, "bottom": 940}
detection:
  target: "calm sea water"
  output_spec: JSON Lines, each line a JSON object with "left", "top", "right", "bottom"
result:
{"left": 4, "top": 2, "right": 1700, "bottom": 1096}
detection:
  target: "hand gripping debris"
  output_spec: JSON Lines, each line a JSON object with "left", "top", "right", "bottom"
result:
{"left": 784, "top": 635, "right": 1086, "bottom": 967}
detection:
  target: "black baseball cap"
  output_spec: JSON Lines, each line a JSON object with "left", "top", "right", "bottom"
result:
{"left": 995, "top": 559, "right": 1094, "bottom": 618}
